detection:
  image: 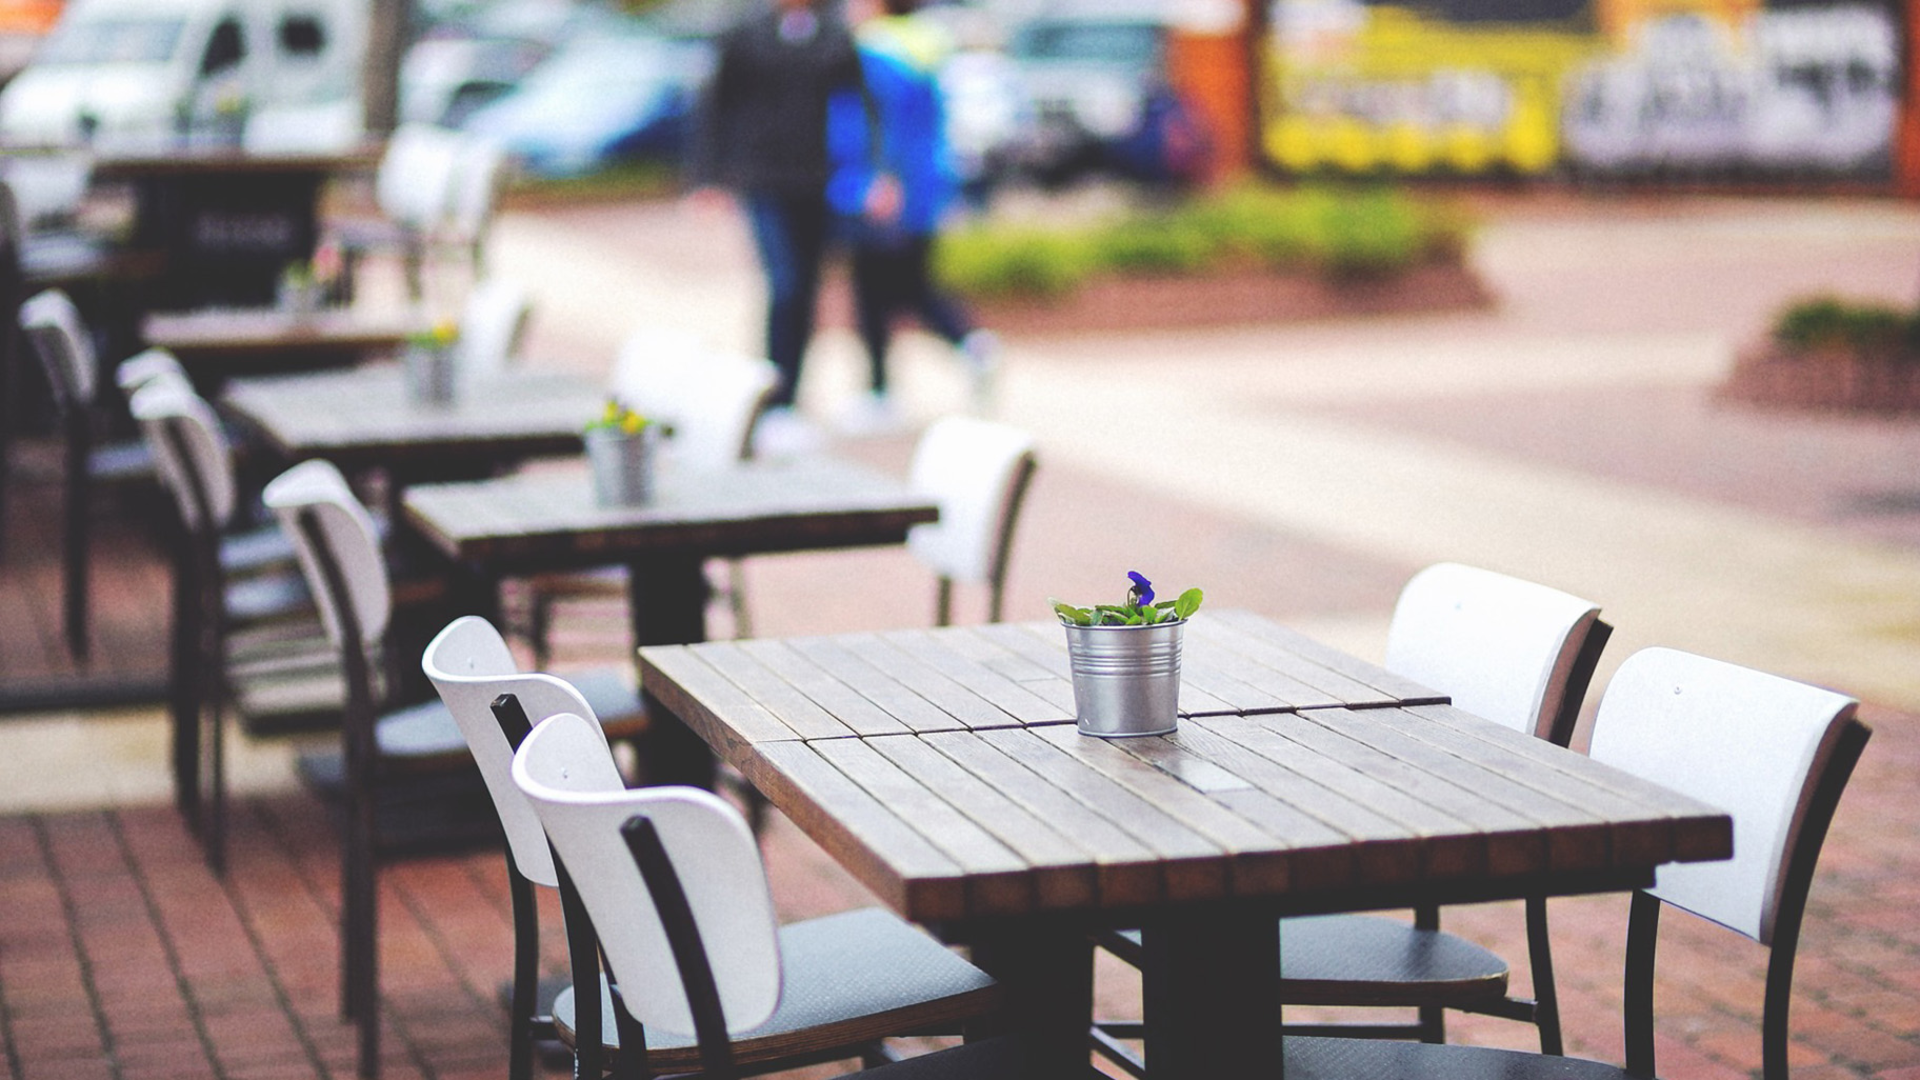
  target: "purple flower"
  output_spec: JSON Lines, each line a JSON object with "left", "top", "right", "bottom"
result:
{"left": 1127, "top": 571, "right": 1154, "bottom": 608}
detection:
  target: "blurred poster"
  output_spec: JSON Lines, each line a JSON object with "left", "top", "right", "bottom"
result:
{"left": 1261, "top": 0, "right": 1902, "bottom": 179}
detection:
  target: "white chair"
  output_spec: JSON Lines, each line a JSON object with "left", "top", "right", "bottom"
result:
{"left": 510, "top": 709, "right": 1014, "bottom": 1080}
{"left": 456, "top": 275, "right": 533, "bottom": 382}
{"left": 1285, "top": 647, "right": 1871, "bottom": 1080}
{"left": 422, "top": 615, "right": 648, "bottom": 1080}
{"left": 905, "top": 415, "right": 1038, "bottom": 625}
{"left": 1094, "top": 563, "right": 1610, "bottom": 1069}
{"left": 440, "top": 136, "right": 508, "bottom": 278}
{"left": 243, "top": 99, "right": 364, "bottom": 153}
{"left": 16, "top": 287, "right": 159, "bottom": 660}
{"left": 332, "top": 123, "right": 465, "bottom": 300}
{"left": 525, "top": 330, "right": 779, "bottom": 659}
{"left": 261, "top": 459, "right": 490, "bottom": 1078}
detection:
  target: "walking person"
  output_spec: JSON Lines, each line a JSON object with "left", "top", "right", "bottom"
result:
{"left": 690, "top": 0, "right": 868, "bottom": 454}
{"left": 827, "top": 0, "right": 997, "bottom": 435}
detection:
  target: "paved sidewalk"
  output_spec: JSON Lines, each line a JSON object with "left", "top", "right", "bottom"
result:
{"left": 2, "top": 192, "right": 1917, "bottom": 1079}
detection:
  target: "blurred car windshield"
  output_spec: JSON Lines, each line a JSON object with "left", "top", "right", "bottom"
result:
{"left": 37, "top": 16, "right": 184, "bottom": 64}
{"left": 1010, "top": 21, "right": 1157, "bottom": 67}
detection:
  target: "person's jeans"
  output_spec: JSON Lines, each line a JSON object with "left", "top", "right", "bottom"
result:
{"left": 850, "top": 234, "right": 973, "bottom": 395}
{"left": 743, "top": 191, "right": 832, "bottom": 408}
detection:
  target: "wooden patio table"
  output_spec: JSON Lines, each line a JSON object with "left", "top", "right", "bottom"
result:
{"left": 404, "top": 456, "right": 940, "bottom": 783}
{"left": 637, "top": 610, "right": 1735, "bottom": 1079}
{"left": 142, "top": 306, "right": 425, "bottom": 383}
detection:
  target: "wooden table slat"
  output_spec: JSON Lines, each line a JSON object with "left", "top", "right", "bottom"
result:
{"left": 638, "top": 648, "right": 804, "bottom": 754}
{"left": 921, "top": 730, "right": 1165, "bottom": 908}
{"left": 783, "top": 635, "right": 971, "bottom": 735}
{"left": 748, "top": 741, "right": 968, "bottom": 920}
{"left": 835, "top": 633, "right": 1027, "bottom": 731}
{"left": 672, "top": 642, "right": 859, "bottom": 741}
{"left": 975, "top": 727, "right": 1232, "bottom": 901}
{"left": 875, "top": 630, "right": 1072, "bottom": 726}
{"left": 1207, "top": 609, "right": 1449, "bottom": 705}
{"left": 733, "top": 639, "right": 914, "bottom": 738}
{"left": 811, "top": 738, "right": 1034, "bottom": 916}
{"left": 864, "top": 735, "right": 1099, "bottom": 911}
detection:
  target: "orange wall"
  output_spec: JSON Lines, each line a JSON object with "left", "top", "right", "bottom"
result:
{"left": 1168, "top": 29, "right": 1255, "bottom": 181}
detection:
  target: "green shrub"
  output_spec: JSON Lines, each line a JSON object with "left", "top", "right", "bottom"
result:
{"left": 935, "top": 226, "right": 1097, "bottom": 299}
{"left": 935, "top": 184, "right": 1472, "bottom": 300}
{"left": 1773, "top": 296, "right": 1919, "bottom": 356}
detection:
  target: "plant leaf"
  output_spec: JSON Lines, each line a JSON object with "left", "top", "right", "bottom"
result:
{"left": 1174, "top": 587, "right": 1204, "bottom": 620}
{"left": 1050, "top": 600, "right": 1092, "bottom": 626}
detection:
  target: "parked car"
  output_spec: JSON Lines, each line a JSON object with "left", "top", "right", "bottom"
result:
{"left": 1002, "top": 10, "right": 1208, "bottom": 186}
{"left": 0, "top": 0, "right": 363, "bottom": 147}
{"left": 459, "top": 31, "right": 709, "bottom": 178}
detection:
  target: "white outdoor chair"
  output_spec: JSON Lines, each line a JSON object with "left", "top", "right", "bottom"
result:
{"left": 1094, "top": 563, "right": 1611, "bottom": 1070}
{"left": 440, "top": 136, "right": 508, "bottom": 278}
{"left": 332, "top": 123, "right": 465, "bottom": 300}
{"left": 261, "top": 459, "right": 494, "bottom": 1078}
{"left": 422, "top": 615, "right": 648, "bottom": 1080}
{"left": 1284, "top": 646, "right": 1871, "bottom": 1080}
{"left": 905, "top": 415, "right": 1038, "bottom": 625}
{"left": 243, "top": 99, "right": 364, "bottom": 153}
{"left": 510, "top": 709, "right": 1013, "bottom": 1080}
{"left": 524, "top": 330, "right": 779, "bottom": 660}
{"left": 456, "top": 275, "right": 533, "bottom": 382}
{"left": 16, "top": 287, "right": 158, "bottom": 660}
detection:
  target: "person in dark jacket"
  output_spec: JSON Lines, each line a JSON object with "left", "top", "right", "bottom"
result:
{"left": 690, "top": 0, "right": 871, "bottom": 449}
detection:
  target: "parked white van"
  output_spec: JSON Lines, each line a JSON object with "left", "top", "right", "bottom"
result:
{"left": 0, "top": 0, "right": 365, "bottom": 149}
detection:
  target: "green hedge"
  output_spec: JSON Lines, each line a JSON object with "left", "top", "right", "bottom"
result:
{"left": 1773, "top": 296, "right": 1920, "bottom": 358}
{"left": 935, "top": 185, "right": 1471, "bottom": 300}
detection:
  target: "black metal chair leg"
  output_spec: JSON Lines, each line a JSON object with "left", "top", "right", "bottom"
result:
{"left": 63, "top": 412, "right": 90, "bottom": 662}
{"left": 1526, "top": 896, "right": 1564, "bottom": 1055}
{"left": 507, "top": 861, "right": 538, "bottom": 1080}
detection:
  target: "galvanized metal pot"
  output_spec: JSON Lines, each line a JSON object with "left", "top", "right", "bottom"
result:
{"left": 1064, "top": 619, "right": 1184, "bottom": 738}
{"left": 586, "top": 426, "right": 660, "bottom": 508}
{"left": 404, "top": 343, "right": 457, "bottom": 406}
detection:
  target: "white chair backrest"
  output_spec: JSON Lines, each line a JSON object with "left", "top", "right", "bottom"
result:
{"left": 376, "top": 123, "right": 465, "bottom": 230}
{"left": 1589, "top": 647, "right": 1859, "bottom": 946}
{"left": 512, "top": 713, "right": 782, "bottom": 1036}
{"left": 115, "top": 347, "right": 188, "bottom": 396}
{"left": 421, "top": 615, "right": 607, "bottom": 888}
{"left": 446, "top": 137, "right": 507, "bottom": 243}
{"left": 457, "top": 276, "right": 532, "bottom": 380}
{"left": 612, "top": 328, "right": 778, "bottom": 471}
{"left": 18, "top": 288, "right": 97, "bottom": 406}
{"left": 128, "top": 373, "right": 237, "bottom": 534}
{"left": 0, "top": 153, "right": 89, "bottom": 231}
{"left": 1384, "top": 562, "right": 1601, "bottom": 742}
{"left": 244, "top": 100, "right": 364, "bottom": 153}
{"left": 905, "top": 415, "right": 1036, "bottom": 585}
{"left": 262, "top": 459, "right": 390, "bottom": 649}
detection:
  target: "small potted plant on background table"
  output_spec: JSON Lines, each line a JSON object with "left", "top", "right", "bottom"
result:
{"left": 584, "top": 399, "right": 665, "bottom": 508}
{"left": 1052, "top": 572, "right": 1203, "bottom": 738}
{"left": 404, "top": 320, "right": 460, "bottom": 406}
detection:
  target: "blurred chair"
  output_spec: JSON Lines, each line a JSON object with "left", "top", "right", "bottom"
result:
{"left": 331, "top": 123, "right": 465, "bottom": 300}
{"left": 456, "top": 275, "right": 533, "bottom": 382}
{"left": 511, "top": 709, "right": 1010, "bottom": 1080}
{"left": 903, "top": 415, "right": 1037, "bottom": 626}
{"left": 15, "top": 287, "right": 155, "bottom": 660}
{"left": 439, "top": 136, "right": 508, "bottom": 279}
{"left": 1283, "top": 646, "right": 1870, "bottom": 1080}
{"left": 421, "top": 615, "right": 650, "bottom": 1080}
{"left": 128, "top": 372, "right": 337, "bottom": 864}
{"left": 1093, "top": 563, "right": 1611, "bottom": 1073}
{"left": 243, "top": 99, "right": 364, "bottom": 153}
{"left": 524, "top": 328, "right": 778, "bottom": 662}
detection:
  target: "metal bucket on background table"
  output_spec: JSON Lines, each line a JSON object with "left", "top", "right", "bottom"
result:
{"left": 1064, "top": 619, "right": 1184, "bottom": 738}
{"left": 405, "top": 343, "right": 457, "bottom": 406}
{"left": 586, "top": 425, "right": 660, "bottom": 508}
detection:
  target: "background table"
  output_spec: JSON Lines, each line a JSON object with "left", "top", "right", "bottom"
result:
{"left": 405, "top": 457, "right": 941, "bottom": 783}
{"left": 94, "top": 146, "right": 379, "bottom": 309}
{"left": 638, "top": 614, "right": 1734, "bottom": 1078}
{"left": 143, "top": 307, "right": 423, "bottom": 384}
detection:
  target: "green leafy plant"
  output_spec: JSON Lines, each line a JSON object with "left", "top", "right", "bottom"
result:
{"left": 936, "top": 184, "right": 1470, "bottom": 301}
{"left": 1772, "top": 296, "right": 1919, "bottom": 357}
{"left": 584, "top": 398, "right": 662, "bottom": 436}
{"left": 1052, "top": 571, "right": 1203, "bottom": 627}
{"left": 406, "top": 320, "right": 459, "bottom": 350}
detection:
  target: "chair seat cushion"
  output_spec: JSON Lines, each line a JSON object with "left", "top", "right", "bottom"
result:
{"left": 553, "top": 906, "right": 999, "bottom": 1071}
{"left": 219, "top": 525, "right": 301, "bottom": 576}
{"left": 374, "top": 699, "right": 470, "bottom": 762}
{"left": 561, "top": 666, "right": 646, "bottom": 737}
{"left": 224, "top": 570, "right": 315, "bottom": 626}
{"left": 1107, "top": 912, "right": 1509, "bottom": 1006}
{"left": 842, "top": 1036, "right": 1023, "bottom": 1079}
{"left": 1286, "top": 1035, "right": 1629, "bottom": 1079}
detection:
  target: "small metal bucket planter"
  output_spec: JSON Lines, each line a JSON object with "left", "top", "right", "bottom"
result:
{"left": 586, "top": 425, "right": 661, "bottom": 508}
{"left": 404, "top": 343, "right": 457, "bottom": 406}
{"left": 1065, "top": 619, "right": 1185, "bottom": 738}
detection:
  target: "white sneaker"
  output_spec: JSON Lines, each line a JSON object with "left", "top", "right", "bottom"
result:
{"left": 837, "top": 391, "right": 907, "bottom": 437}
{"left": 960, "top": 329, "right": 1000, "bottom": 415}
{"left": 751, "top": 406, "right": 824, "bottom": 459}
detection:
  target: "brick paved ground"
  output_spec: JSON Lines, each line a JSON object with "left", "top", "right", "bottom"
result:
{"left": 4, "top": 192, "right": 1920, "bottom": 1078}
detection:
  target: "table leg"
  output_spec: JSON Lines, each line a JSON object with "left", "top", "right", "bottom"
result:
{"left": 1142, "top": 908, "right": 1282, "bottom": 1078}
{"left": 968, "top": 918, "right": 1095, "bottom": 1079}
{"left": 628, "top": 554, "right": 715, "bottom": 789}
